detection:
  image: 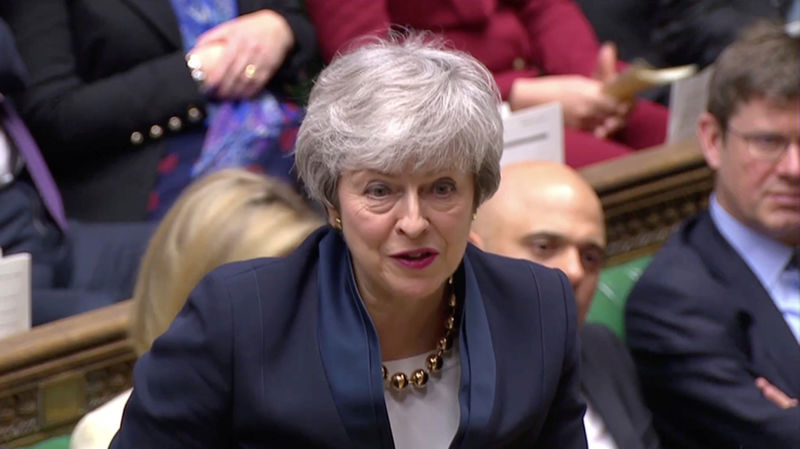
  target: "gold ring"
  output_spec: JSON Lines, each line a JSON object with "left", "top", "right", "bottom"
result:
{"left": 243, "top": 64, "right": 257, "bottom": 80}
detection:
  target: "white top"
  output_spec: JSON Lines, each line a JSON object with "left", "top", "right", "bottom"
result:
{"left": 583, "top": 401, "right": 620, "bottom": 449}
{"left": 0, "top": 126, "right": 22, "bottom": 187}
{"left": 70, "top": 389, "right": 131, "bottom": 449}
{"left": 383, "top": 349, "right": 461, "bottom": 449}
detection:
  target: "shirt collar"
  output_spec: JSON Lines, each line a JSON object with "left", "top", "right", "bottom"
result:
{"left": 709, "top": 194, "right": 794, "bottom": 290}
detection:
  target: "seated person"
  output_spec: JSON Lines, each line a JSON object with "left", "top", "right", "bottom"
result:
{"left": 0, "top": 17, "right": 152, "bottom": 325}
{"left": 471, "top": 161, "right": 661, "bottom": 449}
{"left": 110, "top": 36, "right": 588, "bottom": 449}
{"left": 652, "top": 0, "right": 797, "bottom": 68}
{"left": 625, "top": 22, "right": 800, "bottom": 449}
{"left": 305, "top": 0, "right": 668, "bottom": 168}
{"left": 69, "top": 169, "right": 322, "bottom": 449}
{"left": 0, "top": 0, "right": 316, "bottom": 221}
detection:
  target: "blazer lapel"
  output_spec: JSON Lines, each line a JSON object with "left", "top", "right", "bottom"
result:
{"left": 695, "top": 213, "right": 800, "bottom": 396}
{"left": 449, "top": 254, "right": 497, "bottom": 449}
{"left": 121, "top": 0, "right": 182, "bottom": 48}
{"left": 316, "top": 231, "right": 395, "bottom": 449}
{"left": 580, "top": 342, "right": 643, "bottom": 449}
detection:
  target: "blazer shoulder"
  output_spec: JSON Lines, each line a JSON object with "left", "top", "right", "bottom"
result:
{"left": 466, "top": 243, "right": 566, "bottom": 289}
{"left": 197, "top": 226, "right": 327, "bottom": 306}
{"left": 465, "top": 244, "right": 577, "bottom": 335}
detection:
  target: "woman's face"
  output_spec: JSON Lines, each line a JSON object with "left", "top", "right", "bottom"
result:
{"left": 331, "top": 169, "right": 475, "bottom": 304}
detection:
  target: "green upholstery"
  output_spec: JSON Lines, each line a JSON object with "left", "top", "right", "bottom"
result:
{"left": 586, "top": 256, "right": 652, "bottom": 340}
{"left": 21, "top": 435, "right": 70, "bottom": 449}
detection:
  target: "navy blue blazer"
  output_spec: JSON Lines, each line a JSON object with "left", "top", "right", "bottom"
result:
{"left": 626, "top": 211, "right": 800, "bottom": 449}
{"left": 111, "top": 227, "right": 588, "bottom": 448}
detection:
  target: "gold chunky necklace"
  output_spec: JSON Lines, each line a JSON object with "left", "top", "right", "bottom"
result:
{"left": 381, "top": 282, "right": 458, "bottom": 391}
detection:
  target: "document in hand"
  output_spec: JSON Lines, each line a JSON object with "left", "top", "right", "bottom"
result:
{"left": 667, "top": 65, "right": 714, "bottom": 143}
{"left": 0, "top": 249, "right": 31, "bottom": 339}
{"left": 603, "top": 62, "right": 697, "bottom": 100}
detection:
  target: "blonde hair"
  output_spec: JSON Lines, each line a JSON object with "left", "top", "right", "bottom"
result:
{"left": 129, "top": 169, "right": 322, "bottom": 355}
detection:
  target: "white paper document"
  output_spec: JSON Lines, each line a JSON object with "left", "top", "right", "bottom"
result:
{"left": 668, "top": 65, "right": 713, "bottom": 144}
{"left": 0, "top": 250, "right": 32, "bottom": 339}
{"left": 500, "top": 102, "right": 564, "bottom": 166}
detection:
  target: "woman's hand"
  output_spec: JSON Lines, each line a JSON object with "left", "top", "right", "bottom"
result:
{"left": 509, "top": 75, "right": 629, "bottom": 138}
{"left": 191, "top": 10, "right": 294, "bottom": 100}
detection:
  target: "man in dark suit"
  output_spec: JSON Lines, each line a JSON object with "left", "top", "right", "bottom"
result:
{"left": 471, "top": 161, "right": 661, "bottom": 449}
{"left": 0, "top": 18, "right": 153, "bottom": 325}
{"left": 625, "top": 22, "right": 799, "bottom": 449}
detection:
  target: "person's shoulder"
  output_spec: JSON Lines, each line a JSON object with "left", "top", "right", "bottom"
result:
{"left": 205, "top": 226, "right": 327, "bottom": 283}
{"left": 465, "top": 244, "right": 573, "bottom": 321}
{"left": 192, "top": 226, "right": 327, "bottom": 308}
{"left": 580, "top": 322, "right": 619, "bottom": 344}
{"left": 637, "top": 212, "right": 713, "bottom": 285}
{"left": 466, "top": 243, "right": 564, "bottom": 287}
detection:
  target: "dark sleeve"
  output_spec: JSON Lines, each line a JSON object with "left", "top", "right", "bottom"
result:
{"left": 254, "top": 0, "right": 318, "bottom": 86}
{"left": 305, "top": 0, "right": 391, "bottom": 63}
{"left": 110, "top": 274, "right": 234, "bottom": 449}
{"left": 582, "top": 324, "right": 662, "bottom": 449}
{"left": 1, "top": 0, "right": 206, "bottom": 154}
{"left": 625, "top": 249, "right": 800, "bottom": 449}
{"left": 0, "top": 18, "right": 26, "bottom": 93}
{"left": 536, "top": 270, "right": 589, "bottom": 448}
{"left": 652, "top": 0, "right": 780, "bottom": 67}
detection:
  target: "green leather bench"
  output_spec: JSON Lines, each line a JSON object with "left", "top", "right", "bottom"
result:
{"left": 586, "top": 256, "right": 652, "bottom": 340}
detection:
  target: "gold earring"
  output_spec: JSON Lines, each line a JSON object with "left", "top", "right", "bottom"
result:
{"left": 472, "top": 212, "right": 477, "bottom": 221}
{"left": 334, "top": 217, "right": 342, "bottom": 230}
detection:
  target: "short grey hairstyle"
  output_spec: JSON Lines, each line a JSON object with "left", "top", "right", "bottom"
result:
{"left": 294, "top": 34, "right": 503, "bottom": 210}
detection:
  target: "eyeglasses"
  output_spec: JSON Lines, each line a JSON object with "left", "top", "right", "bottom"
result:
{"left": 727, "top": 126, "right": 799, "bottom": 162}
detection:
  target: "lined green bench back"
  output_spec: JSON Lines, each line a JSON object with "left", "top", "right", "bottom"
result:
{"left": 586, "top": 256, "right": 652, "bottom": 340}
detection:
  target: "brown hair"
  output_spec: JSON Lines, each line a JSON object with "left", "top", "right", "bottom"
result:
{"left": 707, "top": 21, "right": 799, "bottom": 130}
{"left": 129, "top": 169, "right": 322, "bottom": 355}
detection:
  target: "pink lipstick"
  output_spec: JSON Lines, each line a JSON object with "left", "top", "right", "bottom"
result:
{"left": 390, "top": 248, "right": 439, "bottom": 269}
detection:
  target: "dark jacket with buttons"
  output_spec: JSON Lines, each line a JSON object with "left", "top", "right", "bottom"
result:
{"left": 0, "top": 0, "right": 316, "bottom": 221}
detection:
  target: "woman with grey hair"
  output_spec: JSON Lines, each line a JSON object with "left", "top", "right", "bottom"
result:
{"left": 110, "top": 35, "right": 587, "bottom": 449}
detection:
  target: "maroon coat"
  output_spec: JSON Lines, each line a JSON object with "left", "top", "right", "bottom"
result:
{"left": 306, "top": 0, "right": 669, "bottom": 168}
{"left": 307, "top": 0, "right": 602, "bottom": 99}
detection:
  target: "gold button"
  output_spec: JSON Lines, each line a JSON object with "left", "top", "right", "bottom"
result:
{"left": 187, "top": 106, "right": 202, "bottom": 123}
{"left": 512, "top": 57, "right": 526, "bottom": 70}
{"left": 167, "top": 116, "right": 182, "bottom": 132}
{"left": 149, "top": 125, "right": 164, "bottom": 139}
{"left": 130, "top": 131, "right": 144, "bottom": 145}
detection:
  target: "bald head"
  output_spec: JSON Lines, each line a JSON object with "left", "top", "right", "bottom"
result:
{"left": 471, "top": 161, "right": 606, "bottom": 324}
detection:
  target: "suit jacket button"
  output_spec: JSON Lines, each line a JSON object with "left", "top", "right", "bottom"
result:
{"left": 149, "top": 125, "right": 164, "bottom": 139}
{"left": 512, "top": 57, "right": 526, "bottom": 70}
{"left": 187, "top": 106, "right": 203, "bottom": 123}
{"left": 130, "top": 131, "right": 144, "bottom": 145}
{"left": 167, "top": 116, "right": 183, "bottom": 132}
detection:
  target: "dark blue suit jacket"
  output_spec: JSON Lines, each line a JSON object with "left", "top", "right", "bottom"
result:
{"left": 626, "top": 211, "right": 800, "bottom": 449}
{"left": 110, "top": 227, "right": 588, "bottom": 448}
{"left": 580, "top": 323, "right": 660, "bottom": 449}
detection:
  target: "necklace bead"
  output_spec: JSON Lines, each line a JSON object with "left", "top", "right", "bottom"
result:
{"left": 382, "top": 287, "right": 457, "bottom": 392}
{"left": 390, "top": 372, "right": 409, "bottom": 390}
